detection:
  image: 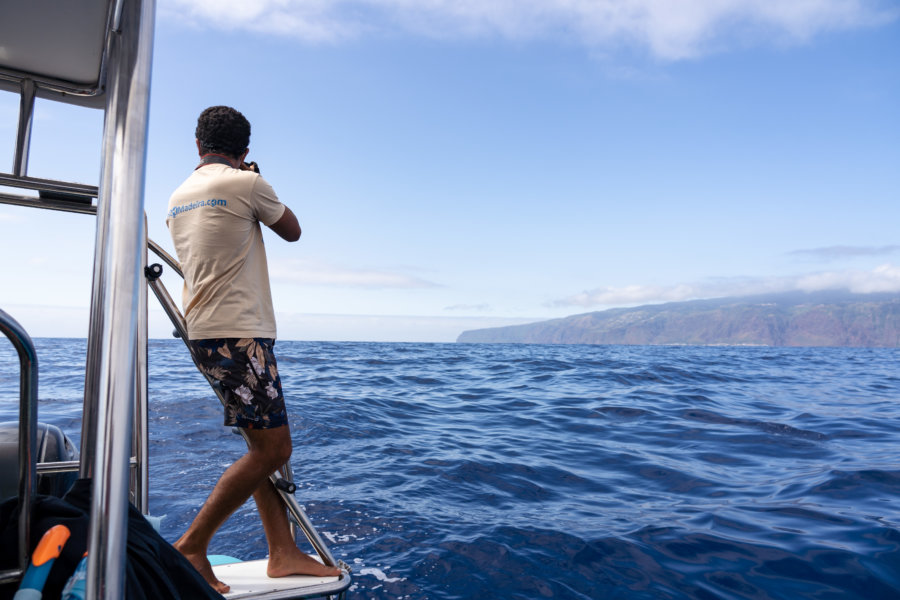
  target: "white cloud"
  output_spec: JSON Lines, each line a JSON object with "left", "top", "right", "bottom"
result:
{"left": 553, "top": 263, "right": 900, "bottom": 308}
{"left": 444, "top": 303, "right": 492, "bottom": 312}
{"left": 161, "top": 0, "right": 896, "bottom": 59}
{"left": 159, "top": 0, "right": 365, "bottom": 41}
{"left": 269, "top": 258, "right": 439, "bottom": 289}
{"left": 789, "top": 245, "right": 900, "bottom": 261}
{"left": 796, "top": 263, "right": 900, "bottom": 294}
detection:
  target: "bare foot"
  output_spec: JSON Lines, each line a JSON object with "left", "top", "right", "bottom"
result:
{"left": 174, "top": 539, "right": 231, "bottom": 594}
{"left": 267, "top": 548, "right": 341, "bottom": 578}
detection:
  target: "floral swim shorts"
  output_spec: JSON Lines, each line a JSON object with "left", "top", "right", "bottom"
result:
{"left": 188, "top": 337, "right": 288, "bottom": 430}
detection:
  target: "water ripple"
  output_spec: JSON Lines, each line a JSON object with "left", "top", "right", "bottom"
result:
{"left": 2, "top": 340, "right": 899, "bottom": 599}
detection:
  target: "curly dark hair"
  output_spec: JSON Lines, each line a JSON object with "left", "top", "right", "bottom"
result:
{"left": 195, "top": 106, "right": 251, "bottom": 158}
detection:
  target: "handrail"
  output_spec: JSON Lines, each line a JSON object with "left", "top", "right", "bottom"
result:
{"left": 148, "top": 238, "right": 182, "bottom": 276}
{"left": 36, "top": 457, "right": 137, "bottom": 475}
{"left": 0, "top": 173, "right": 99, "bottom": 199}
{"left": 0, "top": 309, "right": 38, "bottom": 581}
{"left": 0, "top": 69, "right": 103, "bottom": 101}
{"left": 132, "top": 215, "right": 150, "bottom": 515}
{"left": 144, "top": 254, "right": 344, "bottom": 572}
{"left": 0, "top": 190, "right": 98, "bottom": 216}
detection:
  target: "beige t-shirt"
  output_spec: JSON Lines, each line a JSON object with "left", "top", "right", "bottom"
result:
{"left": 166, "top": 164, "right": 286, "bottom": 340}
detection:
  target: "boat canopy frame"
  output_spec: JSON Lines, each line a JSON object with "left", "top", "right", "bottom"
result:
{"left": 1, "top": 1, "right": 154, "bottom": 597}
{"left": 0, "top": 0, "right": 114, "bottom": 213}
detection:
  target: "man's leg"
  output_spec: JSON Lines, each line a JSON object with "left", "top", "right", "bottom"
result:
{"left": 251, "top": 471, "right": 341, "bottom": 578}
{"left": 175, "top": 424, "right": 293, "bottom": 593}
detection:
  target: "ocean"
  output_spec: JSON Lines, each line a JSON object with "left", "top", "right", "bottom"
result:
{"left": 1, "top": 339, "right": 899, "bottom": 599}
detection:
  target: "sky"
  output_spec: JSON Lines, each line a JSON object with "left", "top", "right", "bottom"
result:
{"left": 1, "top": 0, "right": 899, "bottom": 342}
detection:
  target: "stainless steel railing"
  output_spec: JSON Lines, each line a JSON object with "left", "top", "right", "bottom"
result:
{"left": 133, "top": 217, "right": 150, "bottom": 515}
{"left": 79, "top": 1, "right": 156, "bottom": 598}
{"left": 0, "top": 310, "right": 38, "bottom": 584}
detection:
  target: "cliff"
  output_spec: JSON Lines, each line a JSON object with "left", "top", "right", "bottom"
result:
{"left": 456, "top": 292, "right": 900, "bottom": 347}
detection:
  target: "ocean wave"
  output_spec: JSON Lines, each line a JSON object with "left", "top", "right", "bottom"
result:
{"left": 3, "top": 340, "right": 899, "bottom": 599}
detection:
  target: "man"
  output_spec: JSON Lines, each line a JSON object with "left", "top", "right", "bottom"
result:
{"left": 166, "top": 106, "right": 340, "bottom": 594}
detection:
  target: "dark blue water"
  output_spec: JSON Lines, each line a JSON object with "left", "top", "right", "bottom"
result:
{"left": 1, "top": 339, "right": 899, "bottom": 599}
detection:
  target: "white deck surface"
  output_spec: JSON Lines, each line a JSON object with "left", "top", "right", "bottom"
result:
{"left": 213, "top": 559, "right": 343, "bottom": 599}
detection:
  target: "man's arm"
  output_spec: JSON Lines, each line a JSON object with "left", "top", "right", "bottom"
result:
{"left": 268, "top": 206, "right": 301, "bottom": 242}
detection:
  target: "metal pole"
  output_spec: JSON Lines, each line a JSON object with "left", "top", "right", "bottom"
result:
{"left": 132, "top": 215, "right": 150, "bottom": 514}
{"left": 148, "top": 238, "right": 182, "bottom": 276}
{"left": 82, "top": 0, "right": 156, "bottom": 598}
{"left": 0, "top": 310, "right": 38, "bottom": 575}
{"left": 13, "top": 79, "right": 35, "bottom": 177}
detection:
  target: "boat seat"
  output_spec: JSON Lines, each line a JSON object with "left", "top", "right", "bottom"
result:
{"left": 0, "top": 422, "right": 78, "bottom": 501}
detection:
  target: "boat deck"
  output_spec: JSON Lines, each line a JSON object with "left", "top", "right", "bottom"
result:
{"left": 213, "top": 559, "right": 350, "bottom": 600}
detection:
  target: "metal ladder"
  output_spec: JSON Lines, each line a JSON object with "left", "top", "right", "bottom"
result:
{"left": 144, "top": 240, "right": 351, "bottom": 596}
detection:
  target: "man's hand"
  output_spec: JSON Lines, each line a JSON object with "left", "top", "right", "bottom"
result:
{"left": 241, "top": 161, "right": 261, "bottom": 174}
